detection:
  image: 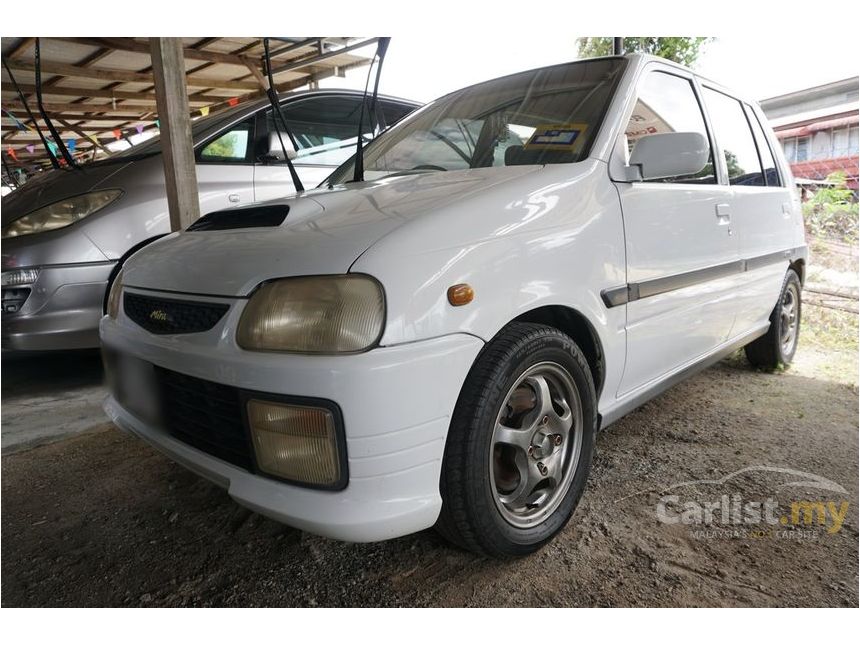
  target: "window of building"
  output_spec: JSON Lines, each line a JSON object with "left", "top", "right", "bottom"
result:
{"left": 796, "top": 136, "right": 810, "bottom": 162}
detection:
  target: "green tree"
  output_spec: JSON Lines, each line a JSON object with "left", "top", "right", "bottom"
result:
{"left": 577, "top": 37, "right": 712, "bottom": 67}
{"left": 802, "top": 171, "right": 859, "bottom": 242}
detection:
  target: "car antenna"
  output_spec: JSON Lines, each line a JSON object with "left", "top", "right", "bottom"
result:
{"left": 33, "top": 38, "right": 77, "bottom": 169}
{"left": 1, "top": 57, "right": 61, "bottom": 170}
{"left": 352, "top": 37, "right": 390, "bottom": 183}
{"left": 262, "top": 38, "right": 304, "bottom": 193}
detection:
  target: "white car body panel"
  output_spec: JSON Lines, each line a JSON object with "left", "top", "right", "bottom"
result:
{"left": 102, "top": 54, "right": 807, "bottom": 542}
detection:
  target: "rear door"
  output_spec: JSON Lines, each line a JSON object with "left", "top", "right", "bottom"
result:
{"left": 194, "top": 116, "right": 256, "bottom": 214}
{"left": 253, "top": 94, "right": 415, "bottom": 200}
{"left": 699, "top": 86, "right": 799, "bottom": 336}
{"left": 614, "top": 67, "right": 739, "bottom": 395}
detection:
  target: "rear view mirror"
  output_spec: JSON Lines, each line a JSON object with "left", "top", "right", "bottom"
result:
{"left": 626, "top": 132, "right": 709, "bottom": 181}
{"left": 267, "top": 131, "right": 298, "bottom": 161}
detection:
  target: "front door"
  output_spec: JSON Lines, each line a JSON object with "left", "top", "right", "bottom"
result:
{"left": 615, "top": 68, "right": 739, "bottom": 395}
{"left": 194, "top": 116, "right": 256, "bottom": 215}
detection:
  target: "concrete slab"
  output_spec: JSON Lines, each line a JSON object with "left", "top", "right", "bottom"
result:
{"left": 1, "top": 350, "right": 109, "bottom": 453}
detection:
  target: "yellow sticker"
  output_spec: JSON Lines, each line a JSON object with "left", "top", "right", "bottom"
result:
{"left": 524, "top": 123, "right": 588, "bottom": 151}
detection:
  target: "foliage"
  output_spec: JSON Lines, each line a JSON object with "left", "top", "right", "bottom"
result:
{"left": 577, "top": 37, "right": 712, "bottom": 67}
{"left": 803, "top": 171, "right": 859, "bottom": 242}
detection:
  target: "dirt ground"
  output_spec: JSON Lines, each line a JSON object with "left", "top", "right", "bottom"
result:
{"left": 2, "top": 240, "right": 858, "bottom": 607}
{"left": 2, "top": 339, "right": 857, "bottom": 607}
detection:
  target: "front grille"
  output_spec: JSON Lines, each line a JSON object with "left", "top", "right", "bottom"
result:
{"left": 124, "top": 292, "right": 229, "bottom": 335}
{"left": 155, "top": 367, "right": 254, "bottom": 471}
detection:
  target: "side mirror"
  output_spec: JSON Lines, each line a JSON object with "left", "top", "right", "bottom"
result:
{"left": 266, "top": 131, "right": 298, "bottom": 161}
{"left": 626, "top": 132, "right": 709, "bottom": 181}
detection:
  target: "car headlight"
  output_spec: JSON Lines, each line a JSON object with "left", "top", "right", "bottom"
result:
{"left": 237, "top": 275, "right": 385, "bottom": 353}
{"left": 106, "top": 269, "right": 123, "bottom": 318}
{"left": 2, "top": 189, "right": 123, "bottom": 239}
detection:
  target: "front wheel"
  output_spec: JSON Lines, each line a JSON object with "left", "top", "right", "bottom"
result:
{"left": 436, "top": 323, "right": 597, "bottom": 557}
{"left": 744, "top": 268, "right": 802, "bottom": 370}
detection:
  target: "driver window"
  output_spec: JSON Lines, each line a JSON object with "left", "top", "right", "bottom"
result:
{"left": 626, "top": 72, "right": 716, "bottom": 184}
{"left": 198, "top": 119, "right": 253, "bottom": 163}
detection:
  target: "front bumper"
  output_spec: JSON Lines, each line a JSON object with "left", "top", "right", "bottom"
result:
{"left": 2, "top": 261, "right": 115, "bottom": 351}
{"left": 100, "top": 302, "right": 483, "bottom": 542}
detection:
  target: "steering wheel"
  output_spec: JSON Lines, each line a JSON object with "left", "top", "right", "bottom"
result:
{"left": 411, "top": 164, "right": 447, "bottom": 172}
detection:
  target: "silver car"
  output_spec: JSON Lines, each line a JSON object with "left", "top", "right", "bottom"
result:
{"left": 1, "top": 89, "right": 418, "bottom": 351}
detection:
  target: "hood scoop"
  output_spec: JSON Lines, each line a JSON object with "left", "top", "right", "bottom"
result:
{"left": 187, "top": 204, "right": 289, "bottom": 231}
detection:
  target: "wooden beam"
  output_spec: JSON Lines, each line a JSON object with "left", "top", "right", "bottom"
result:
{"left": 243, "top": 60, "right": 269, "bottom": 90}
{"left": 2, "top": 100, "right": 153, "bottom": 115}
{"left": 6, "top": 59, "right": 260, "bottom": 91}
{"left": 7, "top": 83, "right": 214, "bottom": 105}
{"left": 52, "top": 37, "right": 258, "bottom": 67}
{"left": 7, "top": 37, "right": 35, "bottom": 59}
{"left": 150, "top": 38, "right": 200, "bottom": 231}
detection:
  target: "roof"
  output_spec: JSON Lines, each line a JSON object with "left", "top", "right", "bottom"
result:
{"left": 2, "top": 37, "right": 378, "bottom": 170}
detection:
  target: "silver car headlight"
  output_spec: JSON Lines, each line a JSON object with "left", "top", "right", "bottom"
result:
{"left": 237, "top": 275, "right": 385, "bottom": 353}
{"left": 2, "top": 189, "right": 123, "bottom": 239}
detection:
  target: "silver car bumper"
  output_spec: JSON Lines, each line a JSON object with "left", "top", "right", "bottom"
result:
{"left": 1, "top": 261, "right": 115, "bottom": 351}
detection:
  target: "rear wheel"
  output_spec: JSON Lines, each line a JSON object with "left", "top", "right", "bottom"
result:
{"left": 744, "top": 269, "right": 802, "bottom": 370}
{"left": 436, "top": 323, "right": 597, "bottom": 557}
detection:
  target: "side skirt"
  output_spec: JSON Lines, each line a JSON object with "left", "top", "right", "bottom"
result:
{"left": 598, "top": 322, "right": 770, "bottom": 430}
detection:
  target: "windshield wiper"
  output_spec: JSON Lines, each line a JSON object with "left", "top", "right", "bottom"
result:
{"left": 352, "top": 37, "right": 390, "bottom": 183}
{"left": 262, "top": 37, "right": 304, "bottom": 193}
{"left": 2, "top": 56, "right": 60, "bottom": 170}
{"left": 34, "top": 38, "right": 77, "bottom": 169}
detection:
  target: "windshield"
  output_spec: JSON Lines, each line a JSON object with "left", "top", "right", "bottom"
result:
{"left": 328, "top": 58, "right": 625, "bottom": 185}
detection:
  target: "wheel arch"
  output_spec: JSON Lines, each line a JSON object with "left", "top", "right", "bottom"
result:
{"left": 510, "top": 304, "right": 606, "bottom": 398}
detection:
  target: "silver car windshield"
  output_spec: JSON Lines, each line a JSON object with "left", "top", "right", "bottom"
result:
{"left": 328, "top": 57, "right": 625, "bottom": 185}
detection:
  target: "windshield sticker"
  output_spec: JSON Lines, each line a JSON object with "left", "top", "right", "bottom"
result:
{"left": 524, "top": 123, "right": 588, "bottom": 151}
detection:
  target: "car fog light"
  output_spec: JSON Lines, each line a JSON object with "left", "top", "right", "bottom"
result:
{"left": 247, "top": 399, "right": 345, "bottom": 488}
{"left": 2, "top": 268, "right": 39, "bottom": 287}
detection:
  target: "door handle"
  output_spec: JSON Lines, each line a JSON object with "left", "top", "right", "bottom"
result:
{"left": 782, "top": 202, "right": 792, "bottom": 217}
{"left": 715, "top": 203, "right": 731, "bottom": 222}
{"left": 228, "top": 193, "right": 240, "bottom": 203}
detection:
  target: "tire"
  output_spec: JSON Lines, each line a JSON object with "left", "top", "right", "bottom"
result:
{"left": 436, "top": 322, "right": 597, "bottom": 558}
{"left": 744, "top": 268, "right": 802, "bottom": 370}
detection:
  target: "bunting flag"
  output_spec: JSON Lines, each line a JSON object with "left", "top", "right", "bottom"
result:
{"left": 155, "top": 119, "right": 160, "bottom": 129}
{"left": 135, "top": 124, "right": 145, "bottom": 135}
{"left": 67, "top": 138, "right": 76, "bottom": 152}
{"left": 7, "top": 146, "right": 18, "bottom": 161}
{"left": 227, "top": 97, "right": 239, "bottom": 107}
{"left": 113, "top": 128, "right": 122, "bottom": 140}
{"left": 2, "top": 109, "right": 28, "bottom": 131}
{"left": 199, "top": 105, "right": 210, "bottom": 117}
{"left": 89, "top": 135, "right": 100, "bottom": 146}
{"left": 47, "top": 141, "right": 58, "bottom": 157}
{"left": 26, "top": 144, "right": 35, "bottom": 154}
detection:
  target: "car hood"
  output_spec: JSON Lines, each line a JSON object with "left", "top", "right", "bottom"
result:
{"left": 122, "top": 166, "right": 540, "bottom": 296}
{"left": 1, "top": 161, "right": 135, "bottom": 225}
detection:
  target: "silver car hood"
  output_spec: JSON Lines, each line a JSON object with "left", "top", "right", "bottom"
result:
{"left": 122, "top": 166, "right": 539, "bottom": 297}
{"left": 1, "top": 161, "right": 135, "bottom": 224}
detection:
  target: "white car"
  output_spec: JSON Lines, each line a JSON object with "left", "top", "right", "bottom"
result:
{"left": 101, "top": 53, "right": 806, "bottom": 557}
